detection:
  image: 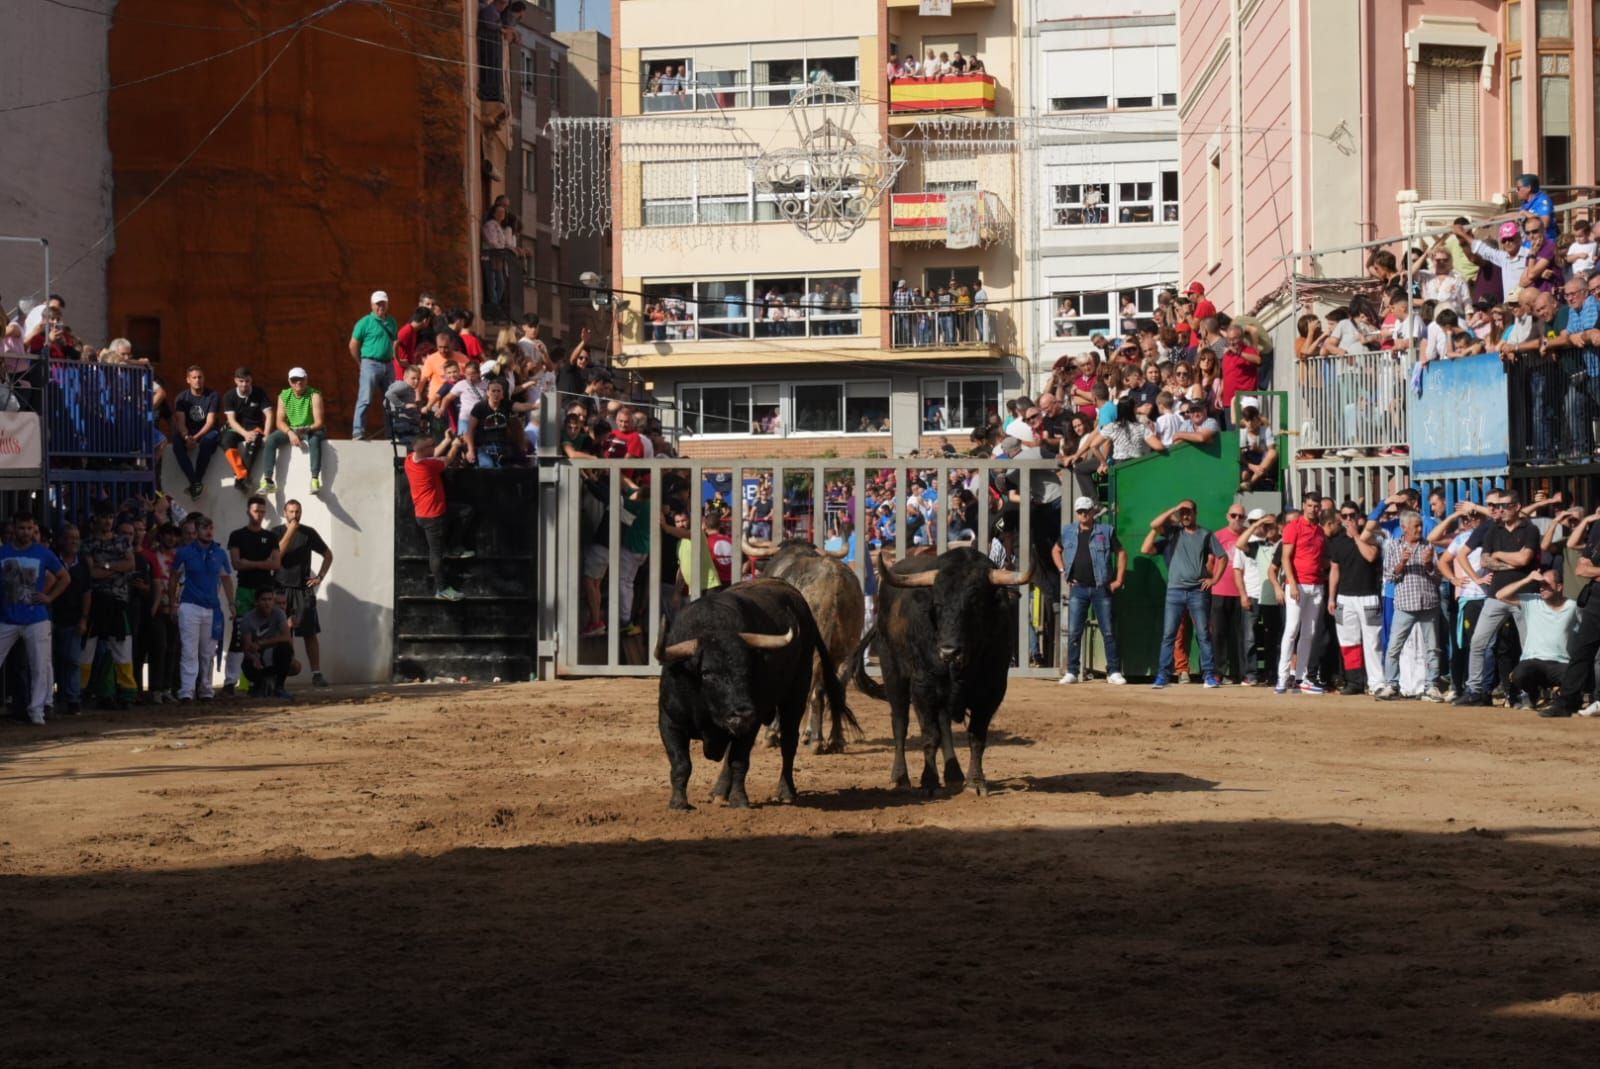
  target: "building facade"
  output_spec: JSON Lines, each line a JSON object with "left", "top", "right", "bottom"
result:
{"left": 611, "top": 0, "right": 1024, "bottom": 459}
{"left": 512, "top": 2, "right": 568, "bottom": 336}
{"left": 1177, "top": 0, "right": 1517, "bottom": 319}
{"left": 1023, "top": 0, "right": 1181, "bottom": 383}
{"left": 554, "top": 27, "right": 614, "bottom": 346}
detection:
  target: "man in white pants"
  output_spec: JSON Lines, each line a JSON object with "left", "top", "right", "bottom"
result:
{"left": 0, "top": 513, "right": 69, "bottom": 724}
{"left": 1327, "top": 501, "right": 1385, "bottom": 694}
{"left": 1277, "top": 495, "right": 1329, "bottom": 694}
{"left": 168, "top": 514, "right": 235, "bottom": 703}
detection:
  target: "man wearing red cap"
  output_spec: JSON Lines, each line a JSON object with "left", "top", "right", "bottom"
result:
{"left": 1187, "top": 282, "right": 1217, "bottom": 322}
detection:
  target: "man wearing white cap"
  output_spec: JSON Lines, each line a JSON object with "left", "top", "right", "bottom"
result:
{"left": 264, "top": 368, "right": 328, "bottom": 494}
{"left": 349, "top": 290, "right": 397, "bottom": 440}
{"left": 1052, "top": 495, "right": 1127, "bottom": 685}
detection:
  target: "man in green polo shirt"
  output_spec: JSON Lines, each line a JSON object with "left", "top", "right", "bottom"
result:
{"left": 349, "top": 289, "right": 397, "bottom": 440}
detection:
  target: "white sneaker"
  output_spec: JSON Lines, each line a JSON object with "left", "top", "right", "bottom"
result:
{"left": 1106, "top": 672, "right": 1127, "bottom": 685}
{"left": 1420, "top": 686, "right": 1444, "bottom": 703}
{"left": 27, "top": 712, "right": 45, "bottom": 725}
{"left": 1372, "top": 683, "right": 1398, "bottom": 700}
{"left": 1580, "top": 701, "right": 1600, "bottom": 717}
{"left": 1057, "top": 672, "right": 1078, "bottom": 685}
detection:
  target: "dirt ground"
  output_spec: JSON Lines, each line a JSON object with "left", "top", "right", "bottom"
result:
{"left": 3, "top": 678, "right": 1600, "bottom": 1067}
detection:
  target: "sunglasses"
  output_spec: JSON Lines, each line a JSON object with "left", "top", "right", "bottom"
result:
{"left": 1340, "top": 512, "right": 1358, "bottom": 519}
{"left": 1227, "top": 512, "right": 1245, "bottom": 519}
{"left": 1075, "top": 508, "right": 1093, "bottom": 515}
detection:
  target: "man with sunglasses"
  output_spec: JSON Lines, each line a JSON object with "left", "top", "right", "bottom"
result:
{"left": 1327, "top": 501, "right": 1384, "bottom": 695}
{"left": 1054, "top": 496, "right": 1126, "bottom": 686}
{"left": 1143, "top": 499, "right": 1225, "bottom": 689}
{"left": 1455, "top": 219, "right": 1532, "bottom": 304}
{"left": 1456, "top": 492, "right": 1542, "bottom": 707}
{"left": 1209, "top": 504, "right": 1250, "bottom": 684}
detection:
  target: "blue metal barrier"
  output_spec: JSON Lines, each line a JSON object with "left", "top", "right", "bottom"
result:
{"left": 46, "top": 359, "right": 155, "bottom": 458}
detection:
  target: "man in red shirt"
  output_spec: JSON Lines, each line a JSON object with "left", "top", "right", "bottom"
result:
{"left": 1220, "top": 322, "right": 1262, "bottom": 410}
{"left": 1210, "top": 503, "right": 1249, "bottom": 682}
{"left": 450, "top": 310, "right": 485, "bottom": 360}
{"left": 394, "top": 306, "right": 434, "bottom": 380}
{"left": 404, "top": 432, "right": 472, "bottom": 601}
{"left": 1187, "top": 281, "right": 1217, "bottom": 322}
{"left": 1276, "top": 494, "right": 1329, "bottom": 693}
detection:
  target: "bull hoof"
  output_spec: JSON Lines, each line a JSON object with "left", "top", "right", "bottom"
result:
{"left": 943, "top": 759, "right": 966, "bottom": 790}
{"left": 668, "top": 794, "right": 694, "bottom": 812}
{"left": 777, "top": 783, "right": 798, "bottom": 805}
{"left": 727, "top": 791, "right": 751, "bottom": 809}
{"left": 919, "top": 771, "right": 941, "bottom": 793}
{"left": 970, "top": 779, "right": 989, "bottom": 798}
{"left": 890, "top": 770, "right": 912, "bottom": 790}
{"left": 817, "top": 735, "right": 844, "bottom": 755}
{"left": 800, "top": 727, "right": 814, "bottom": 745}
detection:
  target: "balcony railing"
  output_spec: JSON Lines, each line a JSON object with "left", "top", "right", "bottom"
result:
{"left": 45, "top": 358, "right": 155, "bottom": 459}
{"left": 1507, "top": 348, "right": 1600, "bottom": 465}
{"left": 1295, "top": 351, "right": 1410, "bottom": 454}
{"left": 890, "top": 306, "right": 1005, "bottom": 350}
{"left": 889, "top": 191, "right": 1011, "bottom": 243}
{"left": 888, "top": 73, "right": 996, "bottom": 114}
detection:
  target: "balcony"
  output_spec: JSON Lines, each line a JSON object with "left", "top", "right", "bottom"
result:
{"left": 1293, "top": 351, "right": 1410, "bottom": 457}
{"left": 885, "top": 0, "right": 995, "bottom": 7}
{"left": 890, "top": 306, "right": 1006, "bottom": 352}
{"left": 889, "top": 191, "right": 1011, "bottom": 244}
{"left": 888, "top": 74, "right": 996, "bottom": 117}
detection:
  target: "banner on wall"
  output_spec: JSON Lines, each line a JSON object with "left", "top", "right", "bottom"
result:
{"left": 1410, "top": 353, "right": 1509, "bottom": 476}
{"left": 945, "top": 191, "right": 980, "bottom": 250}
{"left": 920, "top": 0, "right": 952, "bottom": 14}
{"left": 0, "top": 413, "right": 41, "bottom": 469}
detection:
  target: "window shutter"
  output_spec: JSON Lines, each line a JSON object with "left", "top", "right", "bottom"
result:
{"left": 1046, "top": 50, "right": 1110, "bottom": 109}
{"left": 1414, "top": 46, "right": 1481, "bottom": 201}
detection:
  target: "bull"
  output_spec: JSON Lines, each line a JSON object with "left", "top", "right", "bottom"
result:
{"left": 856, "top": 547, "right": 1032, "bottom": 796}
{"left": 742, "top": 538, "right": 866, "bottom": 753}
{"left": 657, "top": 578, "right": 859, "bottom": 810}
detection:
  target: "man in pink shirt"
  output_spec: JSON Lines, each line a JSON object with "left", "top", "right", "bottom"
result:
{"left": 1276, "top": 494, "right": 1329, "bottom": 694}
{"left": 1210, "top": 503, "right": 1249, "bottom": 682}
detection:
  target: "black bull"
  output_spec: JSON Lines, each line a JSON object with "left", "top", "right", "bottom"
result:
{"left": 856, "top": 548, "right": 1033, "bottom": 796}
{"left": 656, "top": 579, "right": 859, "bottom": 810}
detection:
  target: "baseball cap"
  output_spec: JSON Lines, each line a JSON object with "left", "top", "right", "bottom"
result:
{"left": 1073, "top": 496, "right": 1096, "bottom": 512}
{"left": 1498, "top": 221, "right": 1521, "bottom": 240}
{"left": 1186, "top": 282, "right": 1206, "bottom": 295}
{"left": 371, "top": 289, "right": 390, "bottom": 304}
{"left": 480, "top": 359, "right": 500, "bottom": 376}
{"left": 287, "top": 366, "right": 308, "bottom": 381}
{"left": 1246, "top": 507, "right": 1267, "bottom": 522}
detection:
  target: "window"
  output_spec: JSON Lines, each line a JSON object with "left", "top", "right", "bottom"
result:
{"left": 640, "top": 274, "right": 862, "bottom": 342}
{"left": 643, "top": 57, "right": 694, "bottom": 112}
{"left": 640, "top": 158, "right": 760, "bottom": 227}
{"left": 640, "top": 42, "right": 859, "bottom": 112}
{"left": 1049, "top": 162, "right": 1179, "bottom": 227}
{"left": 1112, "top": 48, "right": 1156, "bottom": 109}
{"left": 1046, "top": 49, "right": 1109, "bottom": 111}
{"left": 522, "top": 145, "right": 536, "bottom": 194}
{"left": 520, "top": 49, "right": 538, "bottom": 96}
{"left": 680, "top": 381, "right": 884, "bottom": 437}
{"left": 1508, "top": 1, "right": 1522, "bottom": 45}
{"left": 1157, "top": 45, "right": 1178, "bottom": 107}
{"left": 551, "top": 56, "right": 562, "bottom": 109}
{"left": 1414, "top": 46, "right": 1481, "bottom": 200}
{"left": 1537, "top": 0, "right": 1570, "bottom": 39}
{"left": 923, "top": 378, "right": 1001, "bottom": 433}
{"left": 1540, "top": 53, "right": 1572, "bottom": 186}
{"left": 1050, "top": 285, "right": 1164, "bottom": 339}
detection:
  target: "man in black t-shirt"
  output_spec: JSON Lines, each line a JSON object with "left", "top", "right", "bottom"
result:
{"left": 224, "top": 495, "right": 281, "bottom": 695}
{"left": 220, "top": 366, "right": 275, "bottom": 491}
{"left": 271, "top": 499, "right": 333, "bottom": 687}
{"left": 1326, "top": 502, "right": 1383, "bottom": 695}
{"left": 172, "top": 365, "right": 222, "bottom": 499}
{"left": 1549, "top": 517, "right": 1600, "bottom": 716}
{"left": 1460, "top": 492, "right": 1543, "bottom": 705}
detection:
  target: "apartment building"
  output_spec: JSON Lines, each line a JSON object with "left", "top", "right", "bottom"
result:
{"left": 555, "top": 27, "right": 615, "bottom": 341}
{"left": 612, "top": 0, "right": 1024, "bottom": 458}
{"left": 512, "top": 2, "right": 569, "bottom": 333}
{"left": 1023, "top": 0, "right": 1181, "bottom": 384}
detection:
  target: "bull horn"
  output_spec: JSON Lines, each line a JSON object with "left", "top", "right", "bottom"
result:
{"left": 988, "top": 562, "right": 1036, "bottom": 587}
{"left": 661, "top": 638, "right": 700, "bottom": 661}
{"left": 738, "top": 628, "right": 793, "bottom": 650}
{"left": 740, "top": 537, "right": 779, "bottom": 558}
{"left": 822, "top": 543, "right": 849, "bottom": 559}
{"left": 880, "top": 560, "right": 938, "bottom": 588}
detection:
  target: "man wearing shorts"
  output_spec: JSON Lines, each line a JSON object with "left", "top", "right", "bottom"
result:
{"left": 272, "top": 499, "right": 332, "bottom": 687}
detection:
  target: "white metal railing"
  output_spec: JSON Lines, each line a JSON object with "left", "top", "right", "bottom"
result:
{"left": 548, "top": 456, "right": 1062, "bottom": 678}
{"left": 890, "top": 305, "right": 1005, "bottom": 349}
{"left": 1295, "top": 350, "right": 1411, "bottom": 453}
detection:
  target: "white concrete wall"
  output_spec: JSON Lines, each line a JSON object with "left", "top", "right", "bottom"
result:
{"left": 161, "top": 440, "right": 398, "bottom": 685}
{"left": 0, "top": 2, "right": 112, "bottom": 339}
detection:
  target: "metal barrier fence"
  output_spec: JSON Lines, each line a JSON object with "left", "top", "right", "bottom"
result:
{"left": 1294, "top": 351, "right": 1410, "bottom": 452}
{"left": 1506, "top": 348, "right": 1600, "bottom": 464}
{"left": 890, "top": 307, "right": 1003, "bottom": 349}
{"left": 46, "top": 359, "right": 154, "bottom": 458}
{"left": 549, "top": 456, "right": 1063, "bottom": 678}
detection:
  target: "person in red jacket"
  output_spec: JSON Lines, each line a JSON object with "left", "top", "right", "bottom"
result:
{"left": 1186, "top": 281, "right": 1217, "bottom": 322}
{"left": 405, "top": 432, "right": 474, "bottom": 601}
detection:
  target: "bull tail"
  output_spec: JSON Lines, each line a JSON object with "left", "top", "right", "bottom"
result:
{"left": 813, "top": 629, "right": 864, "bottom": 744}
{"left": 850, "top": 624, "right": 886, "bottom": 701}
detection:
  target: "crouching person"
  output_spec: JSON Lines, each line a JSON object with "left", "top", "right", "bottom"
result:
{"left": 1501, "top": 567, "right": 1578, "bottom": 712}
{"left": 237, "top": 588, "right": 299, "bottom": 702}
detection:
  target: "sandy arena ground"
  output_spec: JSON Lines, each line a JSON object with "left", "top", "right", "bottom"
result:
{"left": 3, "top": 678, "right": 1600, "bottom": 1067}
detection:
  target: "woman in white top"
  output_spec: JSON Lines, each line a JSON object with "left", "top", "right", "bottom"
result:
{"left": 1419, "top": 246, "right": 1471, "bottom": 317}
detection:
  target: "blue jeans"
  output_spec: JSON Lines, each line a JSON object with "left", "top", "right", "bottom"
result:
{"left": 1385, "top": 605, "right": 1441, "bottom": 687}
{"left": 53, "top": 625, "right": 81, "bottom": 707}
{"left": 353, "top": 359, "right": 393, "bottom": 439}
{"left": 1159, "top": 587, "right": 1215, "bottom": 678}
{"left": 1066, "top": 585, "right": 1120, "bottom": 675}
{"left": 172, "top": 429, "right": 219, "bottom": 486}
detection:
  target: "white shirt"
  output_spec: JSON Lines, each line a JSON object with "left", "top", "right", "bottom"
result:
{"left": 1003, "top": 416, "right": 1041, "bottom": 458}
{"left": 1154, "top": 411, "right": 1183, "bottom": 445}
{"left": 1445, "top": 530, "right": 1488, "bottom": 601}
{"left": 1420, "top": 271, "right": 1471, "bottom": 317}
{"left": 1472, "top": 239, "right": 1532, "bottom": 303}
{"left": 1569, "top": 240, "right": 1597, "bottom": 274}
{"left": 1424, "top": 321, "right": 1451, "bottom": 364}
{"left": 1232, "top": 540, "right": 1266, "bottom": 600}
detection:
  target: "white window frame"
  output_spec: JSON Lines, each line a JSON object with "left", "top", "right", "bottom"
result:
{"left": 1048, "top": 46, "right": 1177, "bottom": 113}
{"left": 920, "top": 376, "right": 1003, "bottom": 433}
{"left": 641, "top": 41, "right": 862, "bottom": 113}
{"left": 1048, "top": 285, "right": 1165, "bottom": 339}
{"left": 679, "top": 379, "right": 890, "bottom": 438}
{"left": 642, "top": 273, "right": 864, "bottom": 342}
{"left": 1047, "top": 162, "right": 1178, "bottom": 229}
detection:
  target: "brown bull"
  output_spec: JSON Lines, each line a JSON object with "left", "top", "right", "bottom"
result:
{"left": 743, "top": 538, "right": 866, "bottom": 753}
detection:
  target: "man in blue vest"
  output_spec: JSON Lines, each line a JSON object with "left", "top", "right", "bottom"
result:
{"left": 1053, "top": 495, "right": 1127, "bottom": 685}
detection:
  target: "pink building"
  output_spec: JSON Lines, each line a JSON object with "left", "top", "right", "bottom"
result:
{"left": 1174, "top": 0, "right": 1597, "bottom": 318}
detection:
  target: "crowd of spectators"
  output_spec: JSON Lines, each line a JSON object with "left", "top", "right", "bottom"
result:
{"left": 887, "top": 47, "right": 987, "bottom": 80}
{"left": 891, "top": 278, "right": 990, "bottom": 347}
{"left": 2, "top": 492, "right": 332, "bottom": 724}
